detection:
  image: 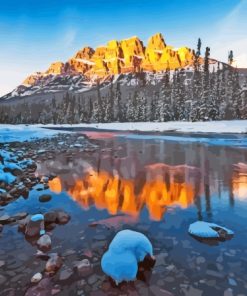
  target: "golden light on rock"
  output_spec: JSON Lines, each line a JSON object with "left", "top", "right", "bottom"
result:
{"left": 23, "top": 33, "right": 197, "bottom": 85}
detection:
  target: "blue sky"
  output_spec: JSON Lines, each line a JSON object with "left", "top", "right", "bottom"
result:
{"left": 0, "top": 0, "right": 246, "bottom": 95}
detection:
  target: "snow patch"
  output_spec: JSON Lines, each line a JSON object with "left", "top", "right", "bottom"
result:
{"left": 101, "top": 230, "right": 153, "bottom": 283}
{"left": 188, "top": 221, "right": 234, "bottom": 239}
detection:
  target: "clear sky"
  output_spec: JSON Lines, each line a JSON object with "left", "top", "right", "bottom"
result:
{"left": 0, "top": 0, "right": 246, "bottom": 96}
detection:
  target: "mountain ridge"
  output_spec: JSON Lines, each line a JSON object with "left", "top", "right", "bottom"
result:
{"left": 22, "top": 33, "right": 195, "bottom": 85}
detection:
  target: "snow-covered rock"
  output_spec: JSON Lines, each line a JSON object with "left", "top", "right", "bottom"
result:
{"left": 101, "top": 229, "right": 154, "bottom": 283}
{"left": 188, "top": 221, "right": 234, "bottom": 239}
{"left": 25, "top": 214, "right": 45, "bottom": 238}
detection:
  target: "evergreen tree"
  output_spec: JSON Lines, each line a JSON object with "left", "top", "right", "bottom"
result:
{"left": 228, "top": 50, "right": 234, "bottom": 65}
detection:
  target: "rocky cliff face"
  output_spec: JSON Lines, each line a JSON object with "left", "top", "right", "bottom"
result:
{"left": 23, "top": 33, "right": 195, "bottom": 86}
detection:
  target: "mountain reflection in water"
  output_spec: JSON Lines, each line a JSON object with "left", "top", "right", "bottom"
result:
{"left": 49, "top": 163, "right": 201, "bottom": 221}
{"left": 232, "top": 163, "right": 247, "bottom": 200}
{"left": 43, "top": 132, "right": 247, "bottom": 224}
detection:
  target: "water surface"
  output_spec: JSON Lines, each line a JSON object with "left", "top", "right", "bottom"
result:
{"left": 2, "top": 130, "right": 247, "bottom": 295}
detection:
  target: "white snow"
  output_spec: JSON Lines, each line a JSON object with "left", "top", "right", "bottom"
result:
{"left": 101, "top": 230, "right": 153, "bottom": 283}
{"left": 0, "top": 125, "right": 67, "bottom": 143}
{"left": 74, "top": 58, "right": 95, "bottom": 65}
{"left": 42, "top": 120, "right": 247, "bottom": 134}
{"left": 188, "top": 221, "right": 234, "bottom": 239}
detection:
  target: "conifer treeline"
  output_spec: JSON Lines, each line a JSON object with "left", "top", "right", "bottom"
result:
{"left": 0, "top": 44, "right": 246, "bottom": 124}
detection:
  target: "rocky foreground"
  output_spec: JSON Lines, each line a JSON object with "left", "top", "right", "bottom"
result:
{"left": 0, "top": 133, "right": 247, "bottom": 296}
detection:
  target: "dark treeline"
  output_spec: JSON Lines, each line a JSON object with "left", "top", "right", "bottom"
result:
{"left": 0, "top": 43, "right": 246, "bottom": 124}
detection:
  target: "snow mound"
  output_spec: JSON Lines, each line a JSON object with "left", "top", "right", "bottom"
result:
{"left": 101, "top": 230, "right": 153, "bottom": 283}
{"left": 188, "top": 221, "right": 234, "bottom": 239}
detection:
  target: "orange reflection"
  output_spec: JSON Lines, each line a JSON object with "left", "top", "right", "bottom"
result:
{"left": 48, "top": 177, "right": 62, "bottom": 194}
{"left": 232, "top": 163, "right": 247, "bottom": 200}
{"left": 49, "top": 163, "right": 199, "bottom": 221}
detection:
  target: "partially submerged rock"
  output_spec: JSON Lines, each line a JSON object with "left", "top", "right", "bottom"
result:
{"left": 90, "top": 215, "right": 137, "bottom": 230}
{"left": 188, "top": 221, "right": 234, "bottom": 241}
{"left": 58, "top": 267, "right": 73, "bottom": 282}
{"left": 44, "top": 210, "right": 70, "bottom": 225}
{"left": 74, "top": 259, "right": 93, "bottom": 277}
{"left": 39, "top": 194, "right": 52, "bottom": 203}
{"left": 31, "top": 272, "right": 43, "bottom": 283}
{"left": 37, "top": 234, "right": 52, "bottom": 252}
{"left": 0, "top": 214, "right": 12, "bottom": 225}
{"left": 56, "top": 210, "right": 70, "bottom": 224}
{"left": 101, "top": 229, "right": 155, "bottom": 283}
{"left": 19, "top": 210, "right": 70, "bottom": 239}
{"left": 25, "top": 214, "right": 45, "bottom": 238}
{"left": 45, "top": 253, "right": 63, "bottom": 274}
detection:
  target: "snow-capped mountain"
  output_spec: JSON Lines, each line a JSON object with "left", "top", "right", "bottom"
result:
{"left": 1, "top": 32, "right": 246, "bottom": 124}
{"left": 1, "top": 33, "right": 200, "bottom": 101}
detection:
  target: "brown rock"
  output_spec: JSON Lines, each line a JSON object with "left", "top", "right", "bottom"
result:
{"left": 37, "top": 234, "right": 52, "bottom": 252}
{"left": 73, "top": 259, "right": 93, "bottom": 277}
{"left": 25, "top": 219, "right": 44, "bottom": 238}
{"left": 46, "top": 62, "right": 64, "bottom": 75}
{"left": 56, "top": 211, "right": 70, "bottom": 224}
{"left": 39, "top": 194, "right": 52, "bottom": 203}
{"left": 45, "top": 253, "right": 63, "bottom": 274}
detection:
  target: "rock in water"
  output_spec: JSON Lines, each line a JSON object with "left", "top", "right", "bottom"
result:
{"left": 39, "top": 194, "right": 52, "bottom": 203}
{"left": 31, "top": 272, "right": 42, "bottom": 283}
{"left": 58, "top": 267, "right": 73, "bottom": 282}
{"left": 25, "top": 214, "right": 45, "bottom": 238}
{"left": 56, "top": 211, "right": 70, "bottom": 224}
{"left": 188, "top": 221, "right": 234, "bottom": 240}
{"left": 74, "top": 259, "right": 93, "bottom": 277}
{"left": 44, "top": 211, "right": 57, "bottom": 224}
{"left": 101, "top": 229, "right": 154, "bottom": 283}
{"left": 45, "top": 253, "right": 63, "bottom": 274}
{"left": 37, "top": 234, "right": 51, "bottom": 252}
{"left": 0, "top": 214, "right": 11, "bottom": 224}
